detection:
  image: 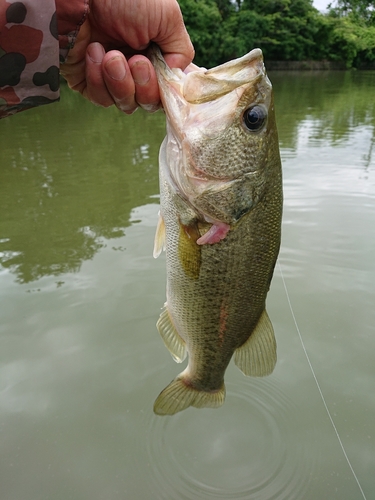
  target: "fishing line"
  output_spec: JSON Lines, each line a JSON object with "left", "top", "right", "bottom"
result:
{"left": 278, "top": 261, "right": 367, "bottom": 500}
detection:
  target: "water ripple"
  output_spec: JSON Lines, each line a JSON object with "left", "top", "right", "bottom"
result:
{"left": 146, "top": 377, "right": 316, "bottom": 499}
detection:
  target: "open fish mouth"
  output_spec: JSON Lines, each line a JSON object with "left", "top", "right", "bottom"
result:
{"left": 149, "top": 44, "right": 265, "bottom": 105}
{"left": 149, "top": 42, "right": 268, "bottom": 150}
{"left": 150, "top": 44, "right": 272, "bottom": 227}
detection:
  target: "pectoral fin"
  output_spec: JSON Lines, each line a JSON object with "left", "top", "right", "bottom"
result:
{"left": 156, "top": 304, "right": 187, "bottom": 363}
{"left": 178, "top": 220, "right": 201, "bottom": 279}
{"left": 153, "top": 213, "right": 166, "bottom": 258}
{"left": 234, "top": 310, "right": 277, "bottom": 377}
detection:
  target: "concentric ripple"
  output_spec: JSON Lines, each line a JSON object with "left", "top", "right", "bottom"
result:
{"left": 146, "top": 376, "right": 317, "bottom": 499}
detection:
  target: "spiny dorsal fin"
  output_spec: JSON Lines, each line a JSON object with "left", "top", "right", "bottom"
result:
{"left": 154, "top": 375, "right": 226, "bottom": 416}
{"left": 156, "top": 304, "right": 187, "bottom": 363}
{"left": 153, "top": 213, "right": 166, "bottom": 258}
{"left": 234, "top": 310, "right": 277, "bottom": 377}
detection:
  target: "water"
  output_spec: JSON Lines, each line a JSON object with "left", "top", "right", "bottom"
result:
{"left": 0, "top": 71, "right": 374, "bottom": 499}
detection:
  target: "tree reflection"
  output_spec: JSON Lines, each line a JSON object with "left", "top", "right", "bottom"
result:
{"left": 0, "top": 84, "right": 164, "bottom": 283}
{"left": 271, "top": 70, "right": 375, "bottom": 149}
{"left": 0, "top": 72, "right": 374, "bottom": 283}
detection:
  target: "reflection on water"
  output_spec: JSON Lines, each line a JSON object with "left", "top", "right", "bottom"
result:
{"left": 0, "top": 86, "right": 164, "bottom": 282}
{"left": 148, "top": 377, "right": 315, "bottom": 500}
{"left": 272, "top": 71, "right": 375, "bottom": 159}
{"left": 1, "top": 73, "right": 374, "bottom": 282}
{"left": 1, "top": 72, "right": 374, "bottom": 499}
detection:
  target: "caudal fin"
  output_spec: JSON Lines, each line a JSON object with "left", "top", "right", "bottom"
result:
{"left": 153, "top": 376, "right": 225, "bottom": 416}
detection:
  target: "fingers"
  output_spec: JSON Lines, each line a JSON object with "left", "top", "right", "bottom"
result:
{"left": 98, "top": 49, "right": 137, "bottom": 113}
{"left": 84, "top": 43, "right": 114, "bottom": 107}
{"left": 61, "top": 0, "right": 194, "bottom": 114}
{"left": 83, "top": 46, "right": 141, "bottom": 114}
{"left": 128, "top": 55, "right": 160, "bottom": 112}
{"left": 60, "top": 58, "right": 86, "bottom": 93}
{"left": 101, "top": 52, "right": 160, "bottom": 113}
{"left": 65, "top": 43, "right": 160, "bottom": 114}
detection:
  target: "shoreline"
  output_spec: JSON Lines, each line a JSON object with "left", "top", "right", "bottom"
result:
{"left": 265, "top": 60, "right": 375, "bottom": 70}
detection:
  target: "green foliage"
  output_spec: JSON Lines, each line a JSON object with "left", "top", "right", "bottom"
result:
{"left": 177, "top": 0, "right": 375, "bottom": 68}
{"left": 177, "top": 0, "right": 227, "bottom": 66}
{"left": 220, "top": 9, "right": 272, "bottom": 61}
{"left": 326, "top": 1, "right": 375, "bottom": 66}
{"left": 325, "top": 14, "right": 375, "bottom": 66}
{"left": 328, "top": 1, "right": 375, "bottom": 26}
{"left": 240, "top": 0, "right": 322, "bottom": 61}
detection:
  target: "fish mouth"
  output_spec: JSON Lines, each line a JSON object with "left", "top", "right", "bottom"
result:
{"left": 149, "top": 44, "right": 266, "bottom": 144}
{"left": 151, "top": 44, "right": 268, "bottom": 225}
{"left": 149, "top": 43, "right": 264, "bottom": 105}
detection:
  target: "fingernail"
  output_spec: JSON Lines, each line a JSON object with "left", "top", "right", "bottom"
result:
{"left": 132, "top": 61, "right": 150, "bottom": 86}
{"left": 105, "top": 56, "right": 126, "bottom": 81}
{"left": 140, "top": 103, "right": 160, "bottom": 113}
{"left": 124, "top": 107, "right": 139, "bottom": 115}
{"left": 87, "top": 43, "right": 104, "bottom": 63}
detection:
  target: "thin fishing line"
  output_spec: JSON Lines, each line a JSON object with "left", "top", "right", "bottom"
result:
{"left": 278, "top": 261, "right": 367, "bottom": 500}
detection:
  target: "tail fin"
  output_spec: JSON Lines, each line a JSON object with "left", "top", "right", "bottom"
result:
{"left": 153, "top": 376, "right": 225, "bottom": 416}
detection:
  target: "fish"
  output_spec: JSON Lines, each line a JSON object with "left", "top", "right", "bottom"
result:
{"left": 150, "top": 45, "right": 283, "bottom": 416}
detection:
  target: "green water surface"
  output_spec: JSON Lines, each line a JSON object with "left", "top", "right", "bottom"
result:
{"left": 0, "top": 71, "right": 374, "bottom": 500}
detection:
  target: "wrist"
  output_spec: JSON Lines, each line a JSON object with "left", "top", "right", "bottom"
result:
{"left": 55, "top": 0, "right": 90, "bottom": 62}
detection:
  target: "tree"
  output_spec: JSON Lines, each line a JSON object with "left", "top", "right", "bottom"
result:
{"left": 177, "top": 0, "right": 375, "bottom": 67}
{"left": 328, "top": 1, "right": 375, "bottom": 25}
{"left": 218, "top": 8, "right": 272, "bottom": 61}
{"left": 178, "top": 0, "right": 227, "bottom": 66}
{"left": 238, "top": 0, "right": 323, "bottom": 60}
{"left": 325, "top": 15, "right": 375, "bottom": 66}
{"left": 327, "top": 1, "right": 375, "bottom": 66}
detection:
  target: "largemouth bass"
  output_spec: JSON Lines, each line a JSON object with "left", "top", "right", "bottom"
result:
{"left": 150, "top": 45, "right": 282, "bottom": 416}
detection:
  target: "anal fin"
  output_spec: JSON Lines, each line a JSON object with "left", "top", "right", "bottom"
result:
{"left": 234, "top": 310, "right": 277, "bottom": 377}
{"left": 156, "top": 304, "right": 187, "bottom": 363}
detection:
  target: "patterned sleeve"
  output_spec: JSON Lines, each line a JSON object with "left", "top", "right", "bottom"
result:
{"left": 0, "top": 0, "right": 89, "bottom": 118}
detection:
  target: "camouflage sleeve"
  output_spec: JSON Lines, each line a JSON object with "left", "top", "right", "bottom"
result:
{"left": 0, "top": 0, "right": 89, "bottom": 118}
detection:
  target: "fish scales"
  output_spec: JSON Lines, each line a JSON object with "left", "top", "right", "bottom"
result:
{"left": 151, "top": 45, "right": 283, "bottom": 415}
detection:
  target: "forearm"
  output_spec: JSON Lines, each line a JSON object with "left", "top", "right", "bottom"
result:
{"left": 0, "top": 0, "right": 89, "bottom": 118}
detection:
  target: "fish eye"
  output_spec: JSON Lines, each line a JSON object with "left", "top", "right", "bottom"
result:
{"left": 242, "top": 105, "right": 267, "bottom": 132}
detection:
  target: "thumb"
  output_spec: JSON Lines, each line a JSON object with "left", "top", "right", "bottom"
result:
{"left": 153, "top": 19, "right": 194, "bottom": 70}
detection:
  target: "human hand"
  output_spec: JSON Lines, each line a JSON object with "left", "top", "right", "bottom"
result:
{"left": 60, "top": 0, "right": 194, "bottom": 114}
